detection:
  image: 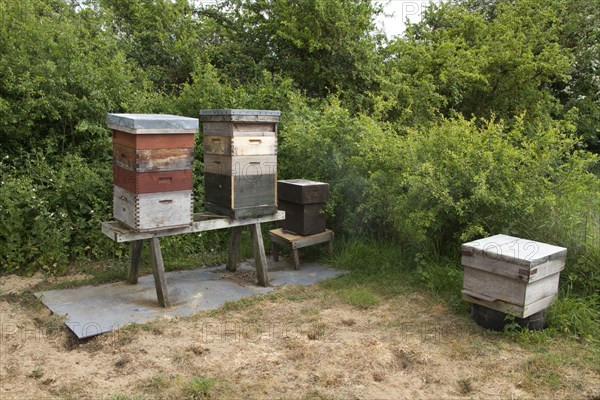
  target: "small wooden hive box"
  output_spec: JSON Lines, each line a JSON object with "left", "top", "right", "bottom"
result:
{"left": 461, "top": 234, "right": 567, "bottom": 318}
{"left": 199, "top": 109, "right": 280, "bottom": 218}
{"left": 107, "top": 113, "right": 198, "bottom": 231}
{"left": 277, "top": 179, "right": 329, "bottom": 236}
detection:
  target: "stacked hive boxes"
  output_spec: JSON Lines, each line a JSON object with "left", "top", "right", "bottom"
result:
{"left": 277, "top": 179, "right": 329, "bottom": 235}
{"left": 108, "top": 113, "right": 198, "bottom": 231}
{"left": 199, "top": 109, "right": 280, "bottom": 218}
{"left": 461, "top": 234, "right": 566, "bottom": 326}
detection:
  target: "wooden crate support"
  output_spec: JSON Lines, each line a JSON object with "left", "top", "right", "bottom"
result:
{"left": 102, "top": 211, "right": 285, "bottom": 307}
{"left": 269, "top": 228, "right": 334, "bottom": 270}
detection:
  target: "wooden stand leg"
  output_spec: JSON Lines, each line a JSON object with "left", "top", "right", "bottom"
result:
{"left": 249, "top": 223, "right": 269, "bottom": 287}
{"left": 227, "top": 226, "right": 243, "bottom": 272}
{"left": 149, "top": 238, "right": 170, "bottom": 308}
{"left": 128, "top": 240, "right": 143, "bottom": 284}
{"left": 292, "top": 249, "right": 300, "bottom": 270}
{"left": 328, "top": 240, "right": 334, "bottom": 258}
{"left": 271, "top": 241, "right": 279, "bottom": 262}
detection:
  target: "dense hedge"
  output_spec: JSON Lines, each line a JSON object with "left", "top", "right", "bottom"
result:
{"left": 0, "top": 0, "right": 598, "bottom": 302}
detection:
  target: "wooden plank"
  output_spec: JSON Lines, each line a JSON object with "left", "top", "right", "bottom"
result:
{"left": 462, "top": 266, "right": 560, "bottom": 308}
{"left": 523, "top": 273, "right": 561, "bottom": 305}
{"left": 271, "top": 242, "right": 279, "bottom": 262}
{"left": 128, "top": 240, "right": 143, "bottom": 284}
{"left": 461, "top": 254, "right": 565, "bottom": 282}
{"left": 101, "top": 211, "right": 286, "bottom": 243}
{"left": 292, "top": 249, "right": 300, "bottom": 270}
{"left": 203, "top": 136, "right": 232, "bottom": 155}
{"left": 204, "top": 173, "right": 233, "bottom": 210}
{"left": 149, "top": 238, "right": 170, "bottom": 308}
{"left": 113, "top": 166, "right": 193, "bottom": 194}
{"left": 205, "top": 173, "right": 276, "bottom": 216}
{"left": 113, "top": 145, "right": 193, "bottom": 172}
{"left": 113, "top": 186, "right": 193, "bottom": 231}
{"left": 203, "top": 154, "right": 277, "bottom": 176}
{"left": 462, "top": 291, "right": 557, "bottom": 318}
{"left": 277, "top": 201, "right": 326, "bottom": 236}
{"left": 234, "top": 174, "right": 276, "bottom": 208}
{"left": 463, "top": 266, "right": 526, "bottom": 306}
{"left": 204, "top": 203, "right": 278, "bottom": 219}
{"left": 277, "top": 179, "right": 329, "bottom": 204}
{"left": 204, "top": 136, "right": 277, "bottom": 156}
{"left": 226, "top": 226, "right": 243, "bottom": 272}
{"left": 231, "top": 136, "right": 277, "bottom": 156}
{"left": 201, "top": 121, "right": 279, "bottom": 134}
{"left": 268, "top": 229, "right": 334, "bottom": 250}
{"left": 249, "top": 223, "right": 269, "bottom": 286}
{"left": 112, "top": 130, "right": 194, "bottom": 149}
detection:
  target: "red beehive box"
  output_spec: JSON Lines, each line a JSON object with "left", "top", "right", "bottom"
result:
{"left": 108, "top": 113, "right": 198, "bottom": 231}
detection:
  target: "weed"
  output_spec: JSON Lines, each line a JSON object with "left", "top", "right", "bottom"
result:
{"left": 108, "top": 395, "right": 141, "bottom": 400}
{"left": 185, "top": 376, "right": 215, "bottom": 400}
{"left": 458, "top": 378, "right": 474, "bottom": 395}
{"left": 140, "top": 373, "right": 172, "bottom": 393}
{"left": 27, "top": 367, "right": 44, "bottom": 379}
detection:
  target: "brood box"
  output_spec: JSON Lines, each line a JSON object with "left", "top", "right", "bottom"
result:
{"left": 461, "top": 234, "right": 567, "bottom": 318}
{"left": 108, "top": 113, "right": 198, "bottom": 231}
{"left": 277, "top": 179, "right": 329, "bottom": 235}
{"left": 200, "top": 109, "right": 280, "bottom": 218}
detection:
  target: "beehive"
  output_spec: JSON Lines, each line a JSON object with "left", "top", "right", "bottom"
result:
{"left": 461, "top": 234, "right": 567, "bottom": 318}
{"left": 277, "top": 179, "right": 329, "bottom": 236}
{"left": 199, "top": 109, "right": 280, "bottom": 218}
{"left": 108, "top": 113, "right": 198, "bottom": 231}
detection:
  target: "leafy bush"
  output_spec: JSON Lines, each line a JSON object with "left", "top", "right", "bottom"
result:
{"left": 0, "top": 153, "right": 113, "bottom": 274}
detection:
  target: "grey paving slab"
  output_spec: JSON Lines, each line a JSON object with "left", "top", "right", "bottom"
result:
{"left": 35, "top": 262, "right": 346, "bottom": 339}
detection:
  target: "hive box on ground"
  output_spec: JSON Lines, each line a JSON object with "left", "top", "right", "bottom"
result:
{"left": 200, "top": 109, "right": 280, "bottom": 218}
{"left": 108, "top": 113, "right": 198, "bottom": 231}
{"left": 277, "top": 179, "right": 329, "bottom": 236}
{"left": 461, "top": 234, "right": 567, "bottom": 318}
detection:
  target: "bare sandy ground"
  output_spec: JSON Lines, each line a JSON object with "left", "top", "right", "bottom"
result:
{"left": 1, "top": 272, "right": 598, "bottom": 399}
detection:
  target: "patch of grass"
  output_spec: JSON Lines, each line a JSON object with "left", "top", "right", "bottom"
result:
{"left": 337, "top": 287, "right": 381, "bottom": 309}
{"left": 27, "top": 367, "right": 44, "bottom": 379}
{"left": 522, "top": 353, "right": 570, "bottom": 392}
{"left": 205, "top": 292, "right": 280, "bottom": 317}
{"left": 107, "top": 395, "right": 141, "bottom": 400}
{"left": 141, "top": 322, "right": 165, "bottom": 336}
{"left": 140, "top": 373, "right": 173, "bottom": 393}
{"left": 546, "top": 294, "right": 600, "bottom": 340}
{"left": 185, "top": 376, "right": 215, "bottom": 400}
{"left": 457, "top": 377, "right": 474, "bottom": 395}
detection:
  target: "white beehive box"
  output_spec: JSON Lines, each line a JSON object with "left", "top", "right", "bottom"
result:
{"left": 461, "top": 234, "right": 567, "bottom": 318}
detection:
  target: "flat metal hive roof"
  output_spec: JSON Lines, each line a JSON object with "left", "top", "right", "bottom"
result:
{"left": 107, "top": 113, "right": 199, "bottom": 133}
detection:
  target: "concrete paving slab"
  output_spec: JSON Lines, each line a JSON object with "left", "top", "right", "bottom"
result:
{"left": 35, "top": 262, "right": 346, "bottom": 339}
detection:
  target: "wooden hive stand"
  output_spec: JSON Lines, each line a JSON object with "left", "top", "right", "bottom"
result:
{"left": 102, "top": 211, "right": 285, "bottom": 308}
{"left": 269, "top": 228, "right": 334, "bottom": 270}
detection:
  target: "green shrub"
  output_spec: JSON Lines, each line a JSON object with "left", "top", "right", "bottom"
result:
{"left": 0, "top": 152, "right": 114, "bottom": 274}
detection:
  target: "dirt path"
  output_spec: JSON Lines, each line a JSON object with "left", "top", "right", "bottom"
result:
{"left": 1, "top": 273, "right": 598, "bottom": 399}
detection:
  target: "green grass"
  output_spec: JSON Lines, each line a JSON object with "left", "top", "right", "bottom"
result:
{"left": 185, "top": 376, "right": 216, "bottom": 400}
{"left": 140, "top": 373, "right": 173, "bottom": 393}
{"left": 337, "top": 287, "right": 381, "bottom": 309}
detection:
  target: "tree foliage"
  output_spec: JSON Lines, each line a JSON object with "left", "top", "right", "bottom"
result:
{"left": 0, "top": 0, "right": 597, "bottom": 303}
